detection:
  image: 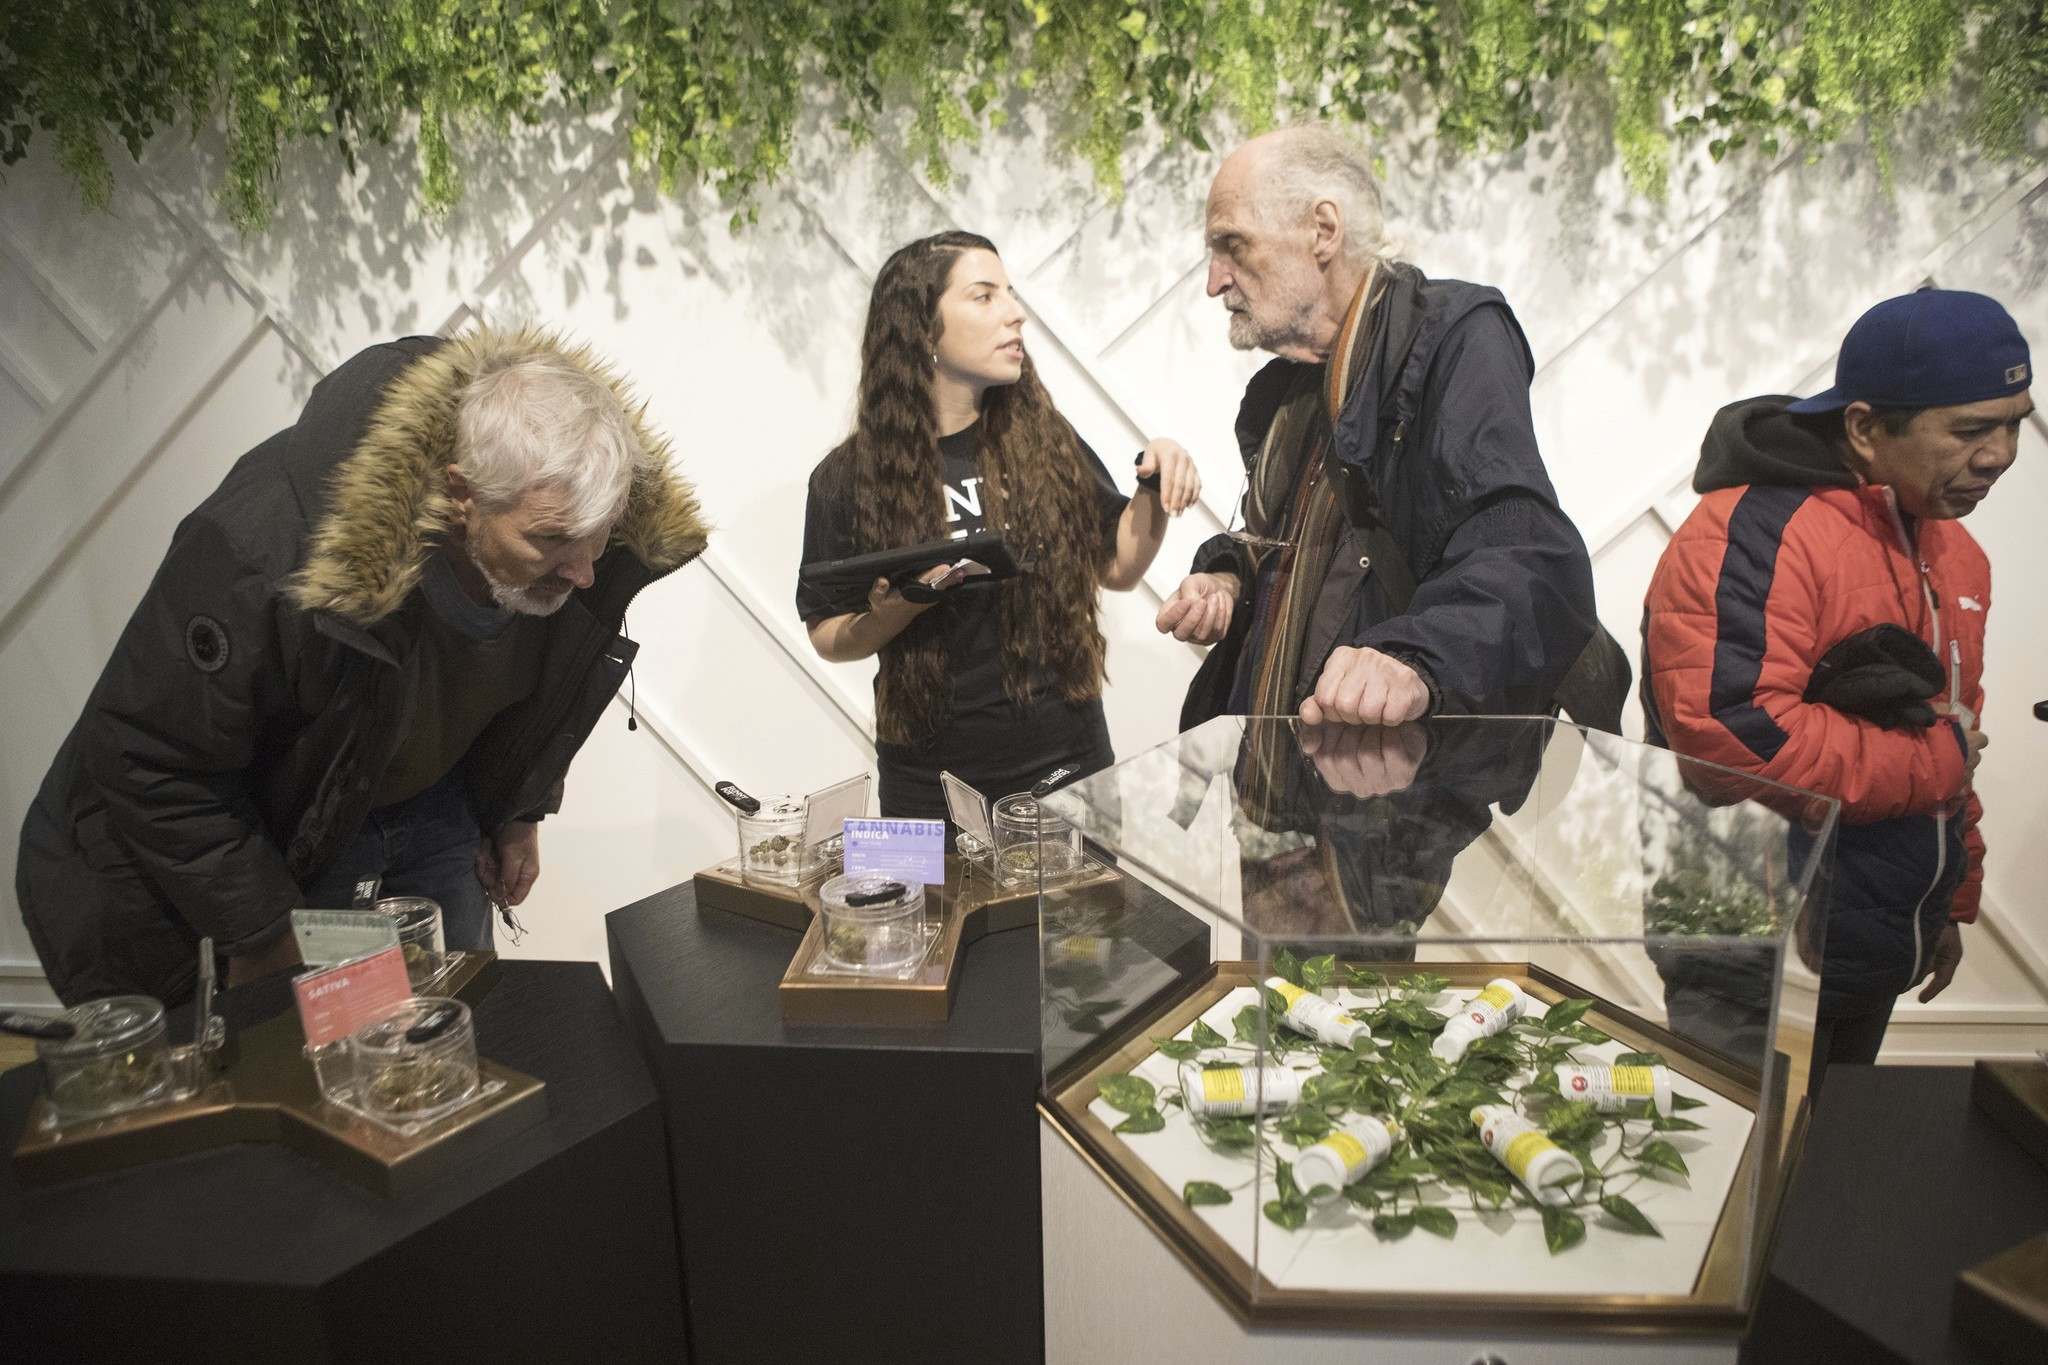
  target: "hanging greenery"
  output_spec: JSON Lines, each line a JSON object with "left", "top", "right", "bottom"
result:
{"left": 1, "top": 1, "right": 2040, "bottom": 232}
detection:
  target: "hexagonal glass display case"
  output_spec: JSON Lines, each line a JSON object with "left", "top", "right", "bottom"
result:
{"left": 1036, "top": 715, "right": 1838, "bottom": 1335}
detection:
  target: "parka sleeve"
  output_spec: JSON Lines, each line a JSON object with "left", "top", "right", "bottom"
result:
{"left": 1349, "top": 307, "right": 1598, "bottom": 715}
{"left": 76, "top": 514, "right": 305, "bottom": 953}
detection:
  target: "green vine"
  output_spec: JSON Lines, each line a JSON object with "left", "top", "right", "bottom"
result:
{"left": 1099, "top": 960, "right": 1712, "bottom": 1253}
{"left": 2, "top": 2, "right": 2040, "bottom": 232}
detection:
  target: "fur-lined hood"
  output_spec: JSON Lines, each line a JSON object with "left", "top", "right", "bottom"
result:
{"left": 287, "top": 327, "right": 709, "bottom": 625}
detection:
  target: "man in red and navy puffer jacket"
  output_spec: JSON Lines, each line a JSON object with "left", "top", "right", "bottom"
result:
{"left": 1644, "top": 288, "right": 2031, "bottom": 1068}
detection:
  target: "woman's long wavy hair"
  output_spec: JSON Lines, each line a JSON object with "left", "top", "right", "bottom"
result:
{"left": 829, "top": 230, "right": 1111, "bottom": 745}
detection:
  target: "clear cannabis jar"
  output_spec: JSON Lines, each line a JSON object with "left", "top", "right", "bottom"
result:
{"left": 349, "top": 997, "right": 482, "bottom": 1125}
{"left": 815, "top": 874, "right": 928, "bottom": 974}
{"left": 37, "top": 995, "right": 177, "bottom": 1122}
{"left": 992, "top": 792, "right": 1085, "bottom": 888}
{"left": 377, "top": 896, "right": 445, "bottom": 990}
{"left": 739, "top": 797, "right": 817, "bottom": 886}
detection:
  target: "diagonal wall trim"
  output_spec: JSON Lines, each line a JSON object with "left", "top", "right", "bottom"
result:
{"left": 0, "top": 221, "right": 108, "bottom": 348}
{"left": 0, "top": 313, "right": 271, "bottom": 651}
{"left": 0, "top": 330, "right": 57, "bottom": 407}
{"left": 0, "top": 245, "right": 206, "bottom": 511}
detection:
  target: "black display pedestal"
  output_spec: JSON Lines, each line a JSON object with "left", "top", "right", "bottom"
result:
{"left": 608, "top": 876, "right": 1209, "bottom": 1365}
{"left": 0, "top": 961, "right": 684, "bottom": 1364}
{"left": 1747, "top": 1064, "right": 2048, "bottom": 1364}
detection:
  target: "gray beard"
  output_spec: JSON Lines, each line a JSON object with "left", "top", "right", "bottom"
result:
{"left": 1227, "top": 298, "right": 1315, "bottom": 356}
{"left": 471, "top": 549, "right": 572, "bottom": 617}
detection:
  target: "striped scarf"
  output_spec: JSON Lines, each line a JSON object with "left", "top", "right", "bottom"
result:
{"left": 1234, "top": 268, "right": 1387, "bottom": 821}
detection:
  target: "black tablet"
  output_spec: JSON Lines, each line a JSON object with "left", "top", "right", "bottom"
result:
{"left": 797, "top": 531, "right": 1025, "bottom": 618}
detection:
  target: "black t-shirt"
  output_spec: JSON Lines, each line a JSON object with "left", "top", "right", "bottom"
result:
{"left": 797, "top": 422, "right": 1129, "bottom": 813}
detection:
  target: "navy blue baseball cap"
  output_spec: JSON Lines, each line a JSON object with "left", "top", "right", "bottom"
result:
{"left": 1788, "top": 288, "right": 2032, "bottom": 414}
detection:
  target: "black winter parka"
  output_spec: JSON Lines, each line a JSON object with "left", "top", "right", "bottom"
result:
{"left": 17, "top": 330, "right": 708, "bottom": 1004}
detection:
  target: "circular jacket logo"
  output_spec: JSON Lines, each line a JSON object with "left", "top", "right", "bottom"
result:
{"left": 185, "top": 615, "right": 230, "bottom": 673}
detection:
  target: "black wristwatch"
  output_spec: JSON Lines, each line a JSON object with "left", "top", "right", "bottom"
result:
{"left": 1134, "top": 452, "right": 1161, "bottom": 492}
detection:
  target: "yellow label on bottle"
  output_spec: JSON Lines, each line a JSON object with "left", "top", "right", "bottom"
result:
{"left": 1201, "top": 1068, "right": 1247, "bottom": 1104}
{"left": 1502, "top": 1129, "right": 1559, "bottom": 1181}
{"left": 1272, "top": 981, "right": 1306, "bottom": 1007}
{"left": 1476, "top": 982, "right": 1517, "bottom": 1011}
{"left": 1612, "top": 1065, "right": 1656, "bottom": 1096}
{"left": 1317, "top": 1131, "right": 1369, "bottom": 1169}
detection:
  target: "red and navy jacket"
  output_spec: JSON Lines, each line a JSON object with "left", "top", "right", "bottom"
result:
{"left": 1642, "top": 397, "right": 1985, "bottom": 1007}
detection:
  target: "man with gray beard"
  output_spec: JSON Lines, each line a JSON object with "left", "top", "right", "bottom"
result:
{"left": 17, "top": 330, "right": 707, "bottom": 1003}
{"left": 1157, "top": 126, "right": 1617, "bottom": 735}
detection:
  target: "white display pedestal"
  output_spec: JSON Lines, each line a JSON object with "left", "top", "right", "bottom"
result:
{"left": 1041, "top": 1112, "right": 1740, "bottom": 1365}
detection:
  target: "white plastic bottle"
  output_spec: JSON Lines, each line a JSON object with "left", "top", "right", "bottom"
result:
{"left": 1293, "top": 1115, "right": 1402, "bottom": 1196}
{"left": 1179, "top": 1063, "right": 1305, "bottom": 1117}
{"left": 1431, "top": 978, "right": 1529, "bottom": 1063}
{"left": 1471, "top": 1104, "right": 1583, "bottom": 1206}
{"left": 1265, "top": 978, "right": 1372, "bottom": 1048}
{"left": 1555, "top": 1063, "right": 1674, "bottom": 1117}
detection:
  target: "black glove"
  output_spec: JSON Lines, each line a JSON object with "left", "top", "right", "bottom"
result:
{"left": 1803, "top": 624, "right": 1945, "bottom": 729}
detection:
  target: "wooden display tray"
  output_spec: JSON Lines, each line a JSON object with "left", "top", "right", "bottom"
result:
{"left": 1954, "top": 1231, "right": 2048, "bottom": 1363}
{"left": 775, "top": 854, "right": 1121, "bottom": 1026}
{"left": 1972, "top": 1058, "right": 2048, "bottom": 1173}
{"left": 1042, "top": 960, "right": 1794, "bottom": 1335}
{"left": 12, "top": 953, "right": 547, "bottom": 1198}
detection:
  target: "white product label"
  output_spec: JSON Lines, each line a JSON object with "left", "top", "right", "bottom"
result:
{"left": 1184, "top": 1064, "right": 1302, "bottom": 1117}
{"left": 1267, "top": 979, "right": 1368, "bottom": 1048}
{"left": 1558, "top": 1064, "right": 1667, "bottom": 1113}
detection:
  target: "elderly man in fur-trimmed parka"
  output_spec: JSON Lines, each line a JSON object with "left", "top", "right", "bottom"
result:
{"left": 17, "top": 329, "right": 709, "bottom": 1005}
{"left": 1643, "top": 289, "right": 2029, "bottom": 1070}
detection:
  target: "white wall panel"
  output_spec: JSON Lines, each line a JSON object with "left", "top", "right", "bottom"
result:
{"left": 1, "top": 114, "right": 2042, "bottom": 1060}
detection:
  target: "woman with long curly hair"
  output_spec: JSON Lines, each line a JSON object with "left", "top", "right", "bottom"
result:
{"left": 797, "top": 231, "right": 1200, "bottom": 819}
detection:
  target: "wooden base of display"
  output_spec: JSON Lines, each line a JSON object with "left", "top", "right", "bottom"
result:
{"left": 11, "top": 953, "right": 547, "bottom": 1197}
{"left": 1954, "top": 1232, "right": 2048, "bottom": 1364}
{"left": 773, "top": 854, "right": 1120, "bottom": 1026}
{"left": 1972, "top": 1058, "right": 2048, "bottom": 1172}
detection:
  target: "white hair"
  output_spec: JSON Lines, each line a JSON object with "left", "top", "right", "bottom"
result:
{"left": 1254, "top": 124, "right": 1394, "bottom": 268}
{"left": 454, "top": 354, "right": 639, "bottom": 536}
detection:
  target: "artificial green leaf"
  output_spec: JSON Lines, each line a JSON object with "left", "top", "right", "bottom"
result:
{"left": 1541, "top": 1204, "right": 1587, "bottom": 1254}
{"left": 1613, "top": 1051, "right": 1667, "bottom": 1067}
{"left": 1567, "top": 1023, "right": 1612, "bottom": 1046}
{"left": 1599, "top": 1194, "right": 1662, "bottom": 1237}
{"left": 1301, "top": 953, "right": 1337, "bottom": 989}
{"left": 1377, "top": 1155, "right": 1439, "bottom": 1183}
{"left": 1343, "top": 967, "right": 1385, "bottom": 992}
{"left": 1097, "top": 1074, "right": 1157, "bottom": 1114}
{"left": 1523, "top": 1069, "right": 1561, "bottom": 1096}
{"left": 1465, "top": 1175, "right": 1513, "bottom": 1208}
{"left": 1542, "top": 997, "right": 1594, "bottom": 1030}
{"left": 1637, "top": 1139, "right": 1691, "bottom": 1178}
{"left": 1651, "top": 1115, "right": 1706, "bottom": 1132}
{"left": 1273, "top": 947, "right": 1303, "bottom": 986}
{"left": 1183, "top": 1180, "right": 1233, "bottom": 1207}
{"left": 1398, "top": 972, "right": 1450, "bottom": 996}
{"left": 1302, "top": 1073, "right": 1358, "bottom": 1109}
{"left": 1276, "top": 1107, "right": 1335, "bottom": 1145}
{"left": 1264, "top": 1198, "right": 1308, "bottom": 1231}
{"left": 1412, "top": 1205, "right": 1459, "bottom": 1238}
{"left": 1544, "top": 1101, "right": 1604, "bottom": 1144}
{"left": 1342, "top": 1183, "right": 1381, "bottom": 1210}
{"left": 1233, "top": 1004, "right": 1267, "bottom": 1044}
{"left": 1671, "top": 1093, "right": 1708, "bottom": 1112}
{"left": 1154, "top": 1038, "right": 1199, "bottom": 1061}
{"left": 1371, "top": 1211, "right": 1415, "bottom": 1240}
{"left": 1262, "top": 985, "right": 1294, "bottom": 1018}
{"left": 1195, "top": 1116, "right": 1258, "bottom": 1151}
{"left": 1116, "top": 1107, "right": 1165, "bottom": 1134}
{"left": 1273, "top": 1160, "right": 1300, "bottom": 1202}
{"left": 1190, "top": 1018, "right": 1227, "bottom": 1050}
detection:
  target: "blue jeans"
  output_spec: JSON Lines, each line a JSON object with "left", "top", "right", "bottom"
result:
{"left": 301, "top": 769, "right": 496, "bottom": 952}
